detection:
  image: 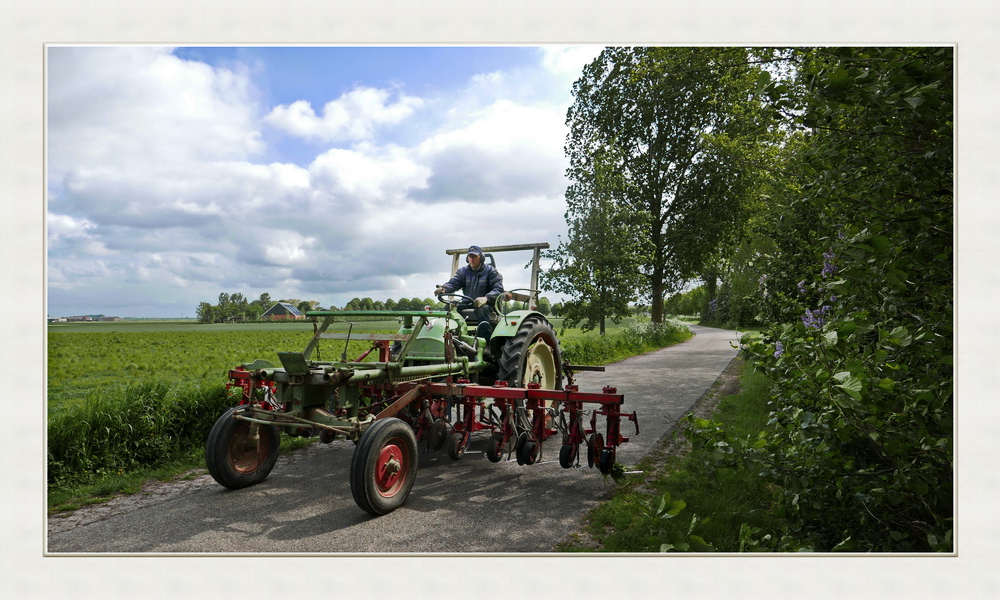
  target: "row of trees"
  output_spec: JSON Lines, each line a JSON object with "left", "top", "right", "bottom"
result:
{"left": 545, "top": 46, "right": 781, "bottom": 331}
{"left": 547, "top": 47, "right": 952, "bottom": 551}
{"left": 196, "top": 293, "right": 557, "bottom": 323}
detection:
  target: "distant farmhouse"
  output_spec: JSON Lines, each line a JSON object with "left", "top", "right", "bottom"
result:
{"left": 261, "top": 302, "right": 304, "bottom": 320}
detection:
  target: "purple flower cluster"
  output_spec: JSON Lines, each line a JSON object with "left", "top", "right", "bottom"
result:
{"left": 822, "top": 251, "right": 839, "bottom": 277}
{"left": 774, "top": 341, "right": 784, "bottom": 358}
{"left": 797, "top": 280, "right": 807, "bottom": 295}
{"left": 802, "top": 305, "right": 831, "bottom": 330}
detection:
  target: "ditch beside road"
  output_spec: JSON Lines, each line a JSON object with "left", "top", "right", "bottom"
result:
{"left": 47, "top": 324, "right": 740, "bottom": 553}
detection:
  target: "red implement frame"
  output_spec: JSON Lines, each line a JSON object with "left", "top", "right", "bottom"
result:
{"left": 226, "top": 339, "right": 639, "bottom": 472}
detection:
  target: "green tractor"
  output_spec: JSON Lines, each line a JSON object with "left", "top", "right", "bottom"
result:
{"left": 398, "top": 242, "right": 562, "bottom": 390}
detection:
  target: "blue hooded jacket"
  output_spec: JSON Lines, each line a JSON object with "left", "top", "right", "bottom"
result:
{"left": 441, "top": 246, "right": 504, "bottom": 305}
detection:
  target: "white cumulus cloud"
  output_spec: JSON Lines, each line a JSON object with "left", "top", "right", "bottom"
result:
{"left": 47, "top": 46, "right": 263, "bottom": 184}
{"left": 264, "top": 86, "right": 423, "bottom": 142}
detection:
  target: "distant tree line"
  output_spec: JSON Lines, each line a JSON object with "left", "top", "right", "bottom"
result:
{"left": 196, "top": 293, "right": 555, "bottom": 323}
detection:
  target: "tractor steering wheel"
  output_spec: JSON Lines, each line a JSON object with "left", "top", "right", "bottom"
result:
{"left": 437, "top": 293, "right": 474, "bottom": 307}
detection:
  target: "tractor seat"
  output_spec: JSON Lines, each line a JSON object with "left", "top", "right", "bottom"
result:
{"left": 458, "top": 307, "right": 498, "bottom": 342}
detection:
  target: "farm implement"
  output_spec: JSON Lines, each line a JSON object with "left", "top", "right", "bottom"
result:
{"left": 205, "top": 244, "right": 639, "bottom": 515}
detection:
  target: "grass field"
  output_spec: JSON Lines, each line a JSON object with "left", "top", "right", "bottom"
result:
{"left": 48, "top": 319, "right": 409, "bottom": 409}
{"left": 46, "top": 316, "right": 661, "bottom": 408}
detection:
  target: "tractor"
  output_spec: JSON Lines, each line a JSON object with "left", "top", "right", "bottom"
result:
{"left": 205, "top": 243, "right": 638, "bottom": 515}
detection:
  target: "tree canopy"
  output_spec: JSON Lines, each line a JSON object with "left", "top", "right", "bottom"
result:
{"left": 558, "top": 47, "right": 777, "bottom": 323}
{"left": 550, "top": 46, "right": 953, "bottom": 551}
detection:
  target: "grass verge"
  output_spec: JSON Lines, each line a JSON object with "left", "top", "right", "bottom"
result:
{"left": 557, "top": 357, "right": 782, "bottom": 552}
{"left": 48, "top": 438, "right": 315, "bottom": 513}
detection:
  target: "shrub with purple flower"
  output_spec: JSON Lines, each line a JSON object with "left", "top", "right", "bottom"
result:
{"left": 821, "top": 251, "right": 839, "bottom": 278}
{"left": 801, "top": 305, "right": 831, "bottom": 329}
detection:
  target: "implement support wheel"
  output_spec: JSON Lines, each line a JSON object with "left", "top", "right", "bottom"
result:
{"left": 206, "top": 407, "right": 280, "bottom": 490}
{"left": 486, "top": 433, "right": 506, "bottom": 463}
{"left": 447, "top": 431, "right": 466, "bottom": 460}
{"left": 559, "top": 443, "right": 578, "bottom": 469}
{"left": 350, "top": 418, "right": 419, "bottom": 516}
{"left": 518, "top": 440, "right": 539, "bottom": 466}
{"left": 598, "top": 447, "right": 616, "bottom": 475}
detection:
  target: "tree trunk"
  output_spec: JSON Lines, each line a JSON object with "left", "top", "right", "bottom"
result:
{"left": 650, "top": 233, "right": 665, "bottom": 324}
{"left": 651, "top": 276, "right": 664, "bottom": 324}
{"left": 703, "top": 271, "right": 718, "bottom": 319}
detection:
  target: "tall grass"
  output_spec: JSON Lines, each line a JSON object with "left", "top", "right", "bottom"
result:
{"left": 47, "top": 381, "right": 232, "bottom": 486}
{"left": 558, "top": 320, "right": 693, "bottom": 366}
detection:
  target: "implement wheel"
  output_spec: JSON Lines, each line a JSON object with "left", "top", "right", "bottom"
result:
{"left": 598, "top": 447, "right": 616, "bottom": 475}
{"left": 559, "top": 443, "right": 578, "bottom": 469}
{"left": 447, "top": 431, "right": 466, "bottom": 460}
{"left": 486, "top": 433, "right": 506, "bottom": 463}
{"left": 205, "top": 407, "right": 280, "bottom": 489}
{"left": 517, "top": 440, "right": 539, "bottom": 466}
{"left": 350, "top": 418, "right": 418, "bottom": 516}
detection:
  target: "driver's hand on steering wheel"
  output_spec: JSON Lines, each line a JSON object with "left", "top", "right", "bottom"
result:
{"left": 473, "top": 296, "right": 488, "bottom": 308}
{"left": 434, "top": 286, "right": 446, "bottom": 295}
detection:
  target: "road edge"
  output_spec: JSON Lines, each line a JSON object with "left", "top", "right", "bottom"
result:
{"left": 553, "top": 354, "right": 744, "bottom": 551}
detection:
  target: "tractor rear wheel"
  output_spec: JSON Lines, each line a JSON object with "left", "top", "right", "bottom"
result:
{"left": 498, "top": 316, "right": 562, "bottom": 439}
{"left": 206, "top": 407, "right": 280, "bottom": 490}
{"left": 497, "top": 316, "right": 562, "bottom": 389}
{"left": 350, "top": 417, "right": 418, "bottom": 516}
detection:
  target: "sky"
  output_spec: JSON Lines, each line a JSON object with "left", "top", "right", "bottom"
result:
{"left": 45, "top": 45, "right": 605, "bottom": 318}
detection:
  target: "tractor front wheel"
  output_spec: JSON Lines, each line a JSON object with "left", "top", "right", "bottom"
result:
{"left": 205, "top": 407, "right": 280, "bottom": 489}
{"left": 350, "top": 418, "right": 418, "bottom": 516}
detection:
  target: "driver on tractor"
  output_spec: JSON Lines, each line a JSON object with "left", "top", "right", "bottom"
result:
{"left": 435, "top": 245, "right": 505, "bottom": 340}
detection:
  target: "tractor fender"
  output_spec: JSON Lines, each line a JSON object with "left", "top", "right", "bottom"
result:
{"left": 490, "top": 310, "right": 548, "bottom": 341}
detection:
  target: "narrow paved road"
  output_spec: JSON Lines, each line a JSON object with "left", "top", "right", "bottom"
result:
{"left": 47, "top": 325, "right": 739, "bottom": 554}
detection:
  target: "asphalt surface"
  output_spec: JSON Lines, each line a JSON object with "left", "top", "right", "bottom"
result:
{"left": 46, "top": 324, "right": 739, "bottom": 554}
